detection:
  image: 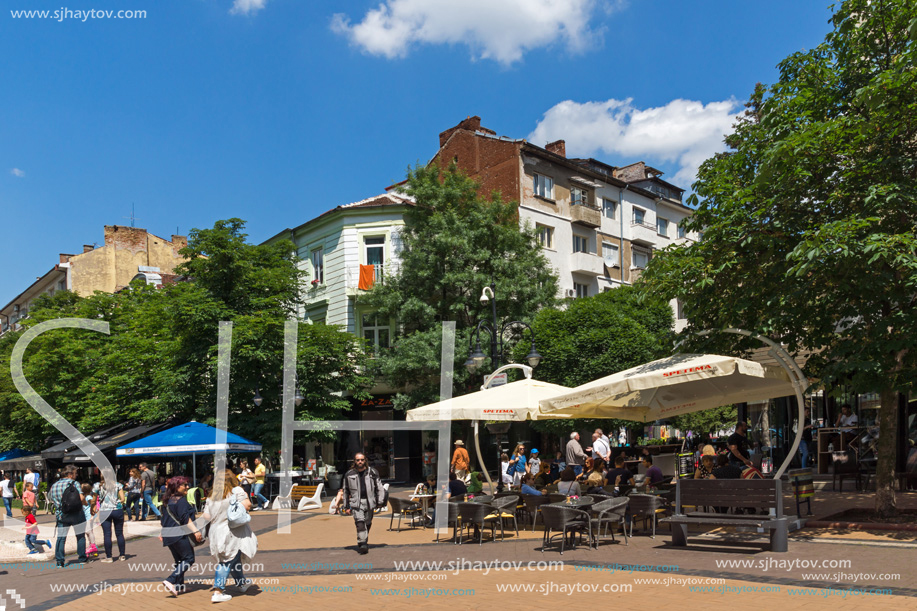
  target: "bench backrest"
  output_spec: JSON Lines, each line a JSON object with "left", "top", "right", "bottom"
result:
{"left": 676, "top": 479, "right": 783, "bottom": 518}
{"left": 291, "top": 485, "right": 319, "bottom": 500}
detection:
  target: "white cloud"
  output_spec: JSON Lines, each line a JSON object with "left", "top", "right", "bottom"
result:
{"left": 230, "top": 0, "right": 267, "bottom": 16}
{"left": 10, "top": 168, "right": 25, "bottom": 178}
{"left": 529, "top": 98, "right": 742, "bottom": 188}
{"left": 331, "top": 0, "right": 616, "bottom": 65}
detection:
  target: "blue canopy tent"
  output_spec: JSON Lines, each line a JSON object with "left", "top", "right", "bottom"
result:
{"left": 0, "top": 448, "right": 31, "bottom": 462}
{"left": 116, "top": 422, "right": 261, "bottom": 485}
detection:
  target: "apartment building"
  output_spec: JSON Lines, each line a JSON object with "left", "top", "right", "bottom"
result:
{"left": 432, "top": 116, "right": 697, "bottom": 327}
{"left": 0, "top": 226, "right": 188, "bottom": 335}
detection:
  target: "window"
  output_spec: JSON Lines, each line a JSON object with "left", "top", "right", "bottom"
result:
{"left": 602, "top": 242, "right": 620, "bottom": 265}
{"left": 602, "top": 198, "right": 616, "bottom": 219}
{"left": 676, "top": 299, "right": 685, "bottom": 319}
{"left": 677, "top": 223, "right": 686, "bottom": 239}
{"left": 364, "top": 236, "right": 385, "bottom": 266}
{"left": 633, "top": 208, "right": 646, "bottom": 225}
{"left": 632, "top": 249, "right": 650, "bottom": 269}
{"left": 57, "top": 280, "right": 66, "bottom": 291}
{"left": 573, "top": 235, "right": 589, "bottom": 254}
{"left": 535, "top": 224, "right": 554, "bottom": 249}
{"left": 362, "top": 312, "right": 390, "bottom": 355}
{"left": 533, "top": 173, "right": 554, "bottom": 199}
{"left": 571, "top": 187, "right": 588, "bottom": 207}
{"left": 311, "top": 248, "right": 324, "bottom": 284}
{"left": 657, "top": 217, "right": 669, "bottom": 236}
{"left": 574, "top": 283, "right": 588, "bottom": 299}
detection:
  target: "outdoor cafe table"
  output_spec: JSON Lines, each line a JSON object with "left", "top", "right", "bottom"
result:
{"left": 410, "top": 494, "right": 437, "bottom": 529}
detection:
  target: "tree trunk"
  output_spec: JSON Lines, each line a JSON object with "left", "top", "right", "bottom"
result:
{"left": 875, "top": 389, "right": 899, "bottom": 518}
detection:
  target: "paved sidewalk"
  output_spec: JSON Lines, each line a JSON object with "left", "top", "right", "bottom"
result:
{"left": 3, "top": 492, "right": 916, "bottom": 610}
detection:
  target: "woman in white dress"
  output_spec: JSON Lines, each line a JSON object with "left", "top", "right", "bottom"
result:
{"left": 202, "top": 469, "right": 258, "bottom": 603}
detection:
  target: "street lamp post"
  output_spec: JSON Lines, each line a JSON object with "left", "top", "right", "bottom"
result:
{"left": 463, "top": 282, "right": 543, "bottom": 494}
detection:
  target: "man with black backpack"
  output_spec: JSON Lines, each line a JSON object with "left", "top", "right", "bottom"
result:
{"left": 48, "top": 465, "right": 88, "bottom": 567}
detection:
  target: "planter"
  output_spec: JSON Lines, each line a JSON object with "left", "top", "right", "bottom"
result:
{"left": 326, "top": 473, "right": 343, "bottom": 494}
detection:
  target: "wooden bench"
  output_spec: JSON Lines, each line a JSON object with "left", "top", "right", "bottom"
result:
{"left": 272, "top": 484, "right": 323, "bottom": 511}
{"left": 659, "top": 478, "right": 789, "bottom": 552}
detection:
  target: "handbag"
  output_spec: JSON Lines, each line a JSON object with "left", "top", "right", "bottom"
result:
{"left": 505, "top": 462, "right": 515, "bottom": 477}
{"left": 165, "top": 502, "right": 206, "bottom": 547}
{"left": 228, "top": 494, "right": 251, "bottom": 528}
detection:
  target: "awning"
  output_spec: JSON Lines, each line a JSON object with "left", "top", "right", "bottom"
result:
{"left": 538, "top": 353, "right": 796, "bottom": 422}
{"left": 406, "top": 378, "right": 575, "bottom": 422}
{"left": 0, "top": 452, "right": 44, "bottom": 470}
{"left": 0, "top": 448, "right": 30, "bottom": 462}
{"left": 41, "top": 423, "right": 130, "bottom": 460}
{"left": 63, "top": 422, "right": 172, "bottom": 463}
{"left": 116, "top": 421, "right": 261, "bottom": 457}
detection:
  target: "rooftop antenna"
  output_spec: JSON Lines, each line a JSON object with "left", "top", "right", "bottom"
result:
{"left": 123, "top": 203, "right": 139, "bottom": 228}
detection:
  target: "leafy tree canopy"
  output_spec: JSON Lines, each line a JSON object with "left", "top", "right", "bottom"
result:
{"left": 362, "top": 163, "right": 559, "bottom": 410}
{"left": 639, "top": 0, "right": 917, "bottom": 514}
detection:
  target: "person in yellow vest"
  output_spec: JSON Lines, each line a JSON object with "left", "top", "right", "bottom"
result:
{"left": 252, "top": 457, "right": 270, "bottom": 510}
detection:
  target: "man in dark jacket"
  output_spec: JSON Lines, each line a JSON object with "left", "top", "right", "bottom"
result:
{"left": 342, "top": 453, "right": 386, "bottom": 554}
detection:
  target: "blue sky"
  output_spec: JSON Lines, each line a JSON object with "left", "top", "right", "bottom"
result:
{"left": 1, "top": 0, "right": 835, "bottom": 301}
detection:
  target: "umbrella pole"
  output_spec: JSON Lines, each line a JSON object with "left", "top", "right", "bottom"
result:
{"left": 473, "top": 420, "right": 495, "bottom": 495}
{"left": 193, "top": 453, "right": 196, "bottom": 487}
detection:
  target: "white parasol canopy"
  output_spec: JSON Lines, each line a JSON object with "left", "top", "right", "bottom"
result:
{"left": 406, "top": 378, "right": 575, "bottom": 422}
{"left": 538, "top": 353, "right": 795, "bottom": 422}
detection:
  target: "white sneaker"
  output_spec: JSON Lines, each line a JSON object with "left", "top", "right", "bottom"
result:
{"left": 163, "top": 580, "right": 178, "bottom": 597}
{"left": 212, "top": 592, "right": 232, "bottom": 603}
{"left": 262, "top": 501, "right": 269, "bottom": 510}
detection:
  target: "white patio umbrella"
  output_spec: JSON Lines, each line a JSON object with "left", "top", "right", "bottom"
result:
{"left": 538, "top": 353, "right": 795, "bottom": 423}
{"left": 407, "top": 375, "right": 574, "bottom": 493}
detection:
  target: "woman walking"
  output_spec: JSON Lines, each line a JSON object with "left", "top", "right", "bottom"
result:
{"left": 126, "top": 469, "right": 142, "bottom": 521}
{"left": 160, "top": 477, "right": 202, "bottom": 597}
{"left": 508, "top": 444, "right": 527, "bottom": 488}
{"left": 95, "top": 475, "right": 127, "bottom": 562}
{"left": 202, "top": 469, "right": 257, "bottom": 602}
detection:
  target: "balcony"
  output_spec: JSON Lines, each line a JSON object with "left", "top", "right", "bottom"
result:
{"left": 570, "top": 203, "right": 601, "bottom": 228}
{"left": 630, "top": 220, "right": 658, "bottom": 245}
{"left": 345, "top": 262, "right": 400, "bottom": 293}
{"left": 570, "top": 251, "right": 604, "bottom": 276}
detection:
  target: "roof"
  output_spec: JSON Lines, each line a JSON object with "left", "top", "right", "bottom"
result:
{"left": 62, "top": 422, "right": 173, "bottom": 463}
{"left": 263, "top": 192, "right": 414, "bottom": 245}
{"left": 0, "top": 266, "right": 65, "bottom": 316}
{"left": 116, "top": 421, "right": 261, "bottom": 456}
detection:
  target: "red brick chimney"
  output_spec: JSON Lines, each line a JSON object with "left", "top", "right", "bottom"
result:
{"left": 438, "top": 116, "right": 496, "bottom": 147}
{"left": 546, "top": 140, "right": 566, "bottom": 158}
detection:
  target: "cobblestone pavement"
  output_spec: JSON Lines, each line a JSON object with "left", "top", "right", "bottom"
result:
{"left": 3, "top": 491, "right": 916, "bottom": 610}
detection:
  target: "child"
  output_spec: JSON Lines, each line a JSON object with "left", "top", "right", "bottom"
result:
{"left": 81, "top": 483, "right": 99, "bottom": 557}
{"left": 23, "top": 507, "right": 52, "bottom": 555}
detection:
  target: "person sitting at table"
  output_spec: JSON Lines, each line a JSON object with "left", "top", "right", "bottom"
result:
{"left": 581, "top": 456, "right": 594, "bottom": 481}
{"left": 605, "top": 455, "right": 636, "bottom": 489}
{"left": 533, "top": 461, "right": 552, "bottom": 489}
{"left": 520, "top": 473, "right": 544, "bottom": 496}
{"left": 831, "top": 404, "right": 858, "bottom": 450}
{"left": 642, "top": 455, "right": 665, "bottom": 488}
{"left": 711, "top": 454, "right": 742, "bottom": 480}
{"left": 556, "top": 467, "right": 582, "bottom": 497}
{"left": 584, "top": 470, "right": 605, "bottom": 495}
{"left": 446, "top": 471, "right": 467, "bottom": 500}
{"left": 467, "top": 471, "right": 484, "bottom": 494}
{"left": 695, "top": 454, "right": 716, "bottom": 479}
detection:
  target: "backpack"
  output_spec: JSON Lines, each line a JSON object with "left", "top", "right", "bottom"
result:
{"left": 60, "top": 482, "right": 83, "bottom": 515}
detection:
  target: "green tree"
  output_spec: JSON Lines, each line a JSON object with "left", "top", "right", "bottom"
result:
{"left": 362, "top": 164, "right": 559, "bottom": 410}
{"left": 516, "top": 286, "right": 675, "bottom": 438}
{"left": 640, "top": 0, "right": 917, "bottom": 516}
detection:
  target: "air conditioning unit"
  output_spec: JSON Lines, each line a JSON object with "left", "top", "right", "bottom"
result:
{"left": 565, "top": 289, "right": 576, "bottom": 298}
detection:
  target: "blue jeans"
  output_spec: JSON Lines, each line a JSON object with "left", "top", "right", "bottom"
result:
{"left": 142, "top": 489, "right": 161, "bottom": 519}
{"left": 799, "top": 442, "right": 810, "bottom": 468}
{"left": 572, "top": 465, "right": 583, "bottom": 477}
{"left": 214, "top": 551, "right": 246, "bottom": 590}
{"left": 251, "top": 483, "right": 269, "bottom": 506}
{"left": 25, "top": 534, "right": 39, "bottom": 551}
{"left": 101, "top": 508, "right": 126, "bottom": 558}
{"left": 166, "top": 537, "right": 195, "bottom": 588}
{"left": 55, "top": 512, "right": 87, "bottom": 566}
{"left": 3, "top": 497, "right": 12, "bottom": 517}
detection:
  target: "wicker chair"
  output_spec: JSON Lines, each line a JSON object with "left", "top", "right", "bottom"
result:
{"left": 589, "top": 497, "right": 629, "bottom": 547}
{"left": 435, "top": 501, "right": 462, "bottom": 544}
{"left": 485, "top": 496, "right": 519, "bottom": 539}
{"left": 547, "top": 493, "right": 567, "bottom": 504}
{"left": 471, "top": 494, "right": 494, "bottom": 504}
{"left": 626, "top": 494, "right": 664, "bottom": 538}
{"left": 523, "top": 494, "right": 550, "bottom": 531}
{"left": 457, "top": 502, "right": 499, "bottom": 545}
{"left": 388, "top": 497, "right": 421, "bottom": 531}
{"left": 540, "top": 504, "right": 592, "bottom": 555}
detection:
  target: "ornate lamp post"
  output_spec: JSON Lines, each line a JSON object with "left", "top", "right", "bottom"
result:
{"left": 463, "top": 283, "right": 542, "bottom": 375}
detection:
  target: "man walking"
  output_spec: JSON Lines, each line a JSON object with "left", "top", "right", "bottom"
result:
{"left": 252, "top": 457, "right": 270, "bottom": 510}
{"left": 24, "top": 467, "right": 40, "bottom": 492}
{"left": 48, "top": 465, "right": 87, "bottom": 568}
{"left": 0, "top": 471, "right": 18, "bottom": 517}
{"left": 451, "top": 440, "right": 470, "bottom": 483}
{"left": 139, "top": 463, "right": 162, "bottom": 521}
{"left": 342, "top": 453, "right": 386, "bottom": 555}
{"left": 566, "top": 432, "right": 586, "bottom": 476}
